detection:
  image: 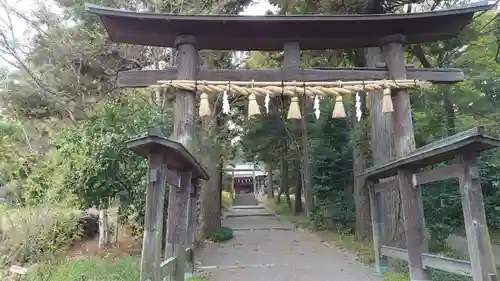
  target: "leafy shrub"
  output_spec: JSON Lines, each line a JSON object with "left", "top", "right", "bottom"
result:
{"left": 206, "top": 226, "right": 234, "bottom": 243}
{"left": 56, "top": 96, "right": 172, "bottom": 233}
{"left": 0, "top": 206, "right": 81, "bottom": 267}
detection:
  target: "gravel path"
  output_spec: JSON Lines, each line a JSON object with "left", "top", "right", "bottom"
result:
{"left": 196, "top": 207, "right": 382, "bottom": 281}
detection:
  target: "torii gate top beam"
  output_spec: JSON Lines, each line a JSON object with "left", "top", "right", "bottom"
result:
{"left": 85, "top": 2, "right": 493, "bottom": 51}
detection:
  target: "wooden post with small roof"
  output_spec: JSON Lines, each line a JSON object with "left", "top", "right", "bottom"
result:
{"left": 127, "top": 129, "right": 208, "bottom": 281}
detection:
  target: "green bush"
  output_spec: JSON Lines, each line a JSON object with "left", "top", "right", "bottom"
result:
{"left": 0, "top": 206, "right": 80, "bottom": 266}
{"left": 206, "top": 226, "right": 234, "bottom": 243}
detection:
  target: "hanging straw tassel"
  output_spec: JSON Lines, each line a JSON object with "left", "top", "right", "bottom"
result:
{"left": 199, "top": 93, "right": 211, "bottom": 117}
{"left": 332, "top": 95, "right": 346, "bottom": 118}
{"left": 287, "top": 97, "right": 302, "bottom": 119}
{"left": 248, "top": 93, "right": 260, "bottom": 118}
{"left": 381, "top": 87, "right": 394, "bottom": 113}
{"left": 264, "top": 93, "right": 270, "bottom": 113}
{"left": 313, "top": 95, "right": 320, "bottom": 120}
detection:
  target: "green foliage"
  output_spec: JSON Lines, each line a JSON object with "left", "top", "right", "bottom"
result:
{"left": 310, "top": 100, "right": 354, "bottom": 232}
{"left": 56, "top": 94, "right": 172, "bottom": 229}
{"left": 382, "top": 272, "right": 409, "bottom": 281}
{"left": 206, "top": 226, "right": 234, "bottom": 243}
{"left": 21, "top": 257, "right": 140, "bottom": 281}
{"left": 187, "top": 277, "right": 209, "bottom": 281}
{"left": 0, "top": 206, "right": 80, "bottom": 265}
{"left": 265, "top": 199, "right": 311, "bottom": 229}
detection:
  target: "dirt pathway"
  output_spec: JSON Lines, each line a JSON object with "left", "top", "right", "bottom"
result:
{"left": 196, "top": 206, "right": 382, "bottom": 281}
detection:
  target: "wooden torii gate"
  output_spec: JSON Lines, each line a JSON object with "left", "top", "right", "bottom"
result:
{"left": 87, "top": 2, "right": 495, "bottom": 281}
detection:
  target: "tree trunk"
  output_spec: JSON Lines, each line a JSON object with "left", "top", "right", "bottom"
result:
{"left": 267, "top": 164, "right": 274, "bottom": 198}
{"left": 276, "top": 184, "right": 284, "bottom": 204}
{"left": 200, "top": 114, "right": 222, "bottom": 236}
{"left": 219, "top": 156, "right": 224, "bottom": 212}
{"left": 352, "top": 91, "right": 372, "bottom": 241}
{"left": 277, "top": 149, "right": 288, "bottom": 205}
{"left": 299, "top": 95, "right": 313, "bottom": 215}
{"left": 283, "top": 159, "right": 292, "bottom": 210}
{"left": 366, "top": 47, "right": 406, "bottom": 253}
{"left": 294, "top": 159, "right": 303, "bottom": 215}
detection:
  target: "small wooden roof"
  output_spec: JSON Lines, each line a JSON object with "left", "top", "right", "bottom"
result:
{"left": 85, "top": 2, "right": 493, "bottom": 51}
{"left": 126, "top": 132, "right": 209, "bottom": 181}
{"left": 359, "top": 127, "right": 500, "bottom": 181}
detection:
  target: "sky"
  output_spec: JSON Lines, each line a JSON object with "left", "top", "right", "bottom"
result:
{"left": 241, "top": 0, "right": 275, "bottom": 15}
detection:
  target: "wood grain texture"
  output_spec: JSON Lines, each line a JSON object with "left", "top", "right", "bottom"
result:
{"left": 368, "top": 180, "right": 388, "bottom": 273}
{"left": 87, "top": 3, "right": 493, "bottom": 50}
{"left": 385, "top": 38, "right": 430, "bottom": 281}
{"left": 166, "top": 36, "right": 198, "bottom": 269}
{"left": 173, "top": 171, "right": 192, "bottom": 281}
{"left": 381, "top": 245, "right": 473, "bottom": 276}
{"left": 140, "top": 149, "right": 167, "bottom": 281}
{"left": 117, "top": 67, "right": 465, "bottom": 87}
{"left": 374, "top": 163, "right": 461, "bottom": 193}
{"left": 359, "top": 127, "right": 500, "bottom": 180}
{"left": 397, "top": 168, "right": 430, "bottom": 280}
{"left": 457, "top": 153, "right": 498, "bottom": 281}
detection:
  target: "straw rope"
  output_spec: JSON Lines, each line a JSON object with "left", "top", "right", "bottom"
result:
{"left": 151, "top": 79, "right": 432, "bottom": 119}
{"left": 154, "top": 79, "right": 430, "bottom": 97}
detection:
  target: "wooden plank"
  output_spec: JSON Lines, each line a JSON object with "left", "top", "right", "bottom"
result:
{"left": 160, "top": 257, "right": 177, "bottom": 279}
{"left": 397, "top": 168, "right": 430, "bottom": 280}
{"left": 117, "top": 67, "right": 465, "bottom": 87}
{"left": 166, "top": 35, "right": 198, "bottom": 263}
{"left": 359, "top": 127, "right": 500, "bottom": 181}
{"left": 368, "top": 180, "right": 388, "bottom": 273}
{"left": 126, "top": 133, "right": 209, "bottom": 181}
{"left": 380, "top": 245, "right": 409, "bottom": 261}
{"left": 186, "top": 178, "right": 198, "bottom": 247}
{"left": 86, "top": 3, "right": 493, "bottom": 50}
{"left": 185, "top": 247, "right": 195, "bottom": 277}
{"left": 165, "top": 169, "right": 179, "bottom": 188}
{"left": 173, "top": 171, "right": 192, "bottom": 281}
{"left": 457, "top": 153, "right": 498, "bottom": 281}
{"left": 374, "top": 163, "right": 461, "bottom": 193}
{"left": 421, "top": 253, "right": 472, "bottom": 276}
{"left": 380, "top": 245, "right": 473, "bottom": 276}
{"left": 139, "top": 149, "right": 167, "bottom": 281}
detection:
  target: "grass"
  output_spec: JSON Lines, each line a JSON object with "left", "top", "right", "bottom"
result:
{"left": 21, "top": 256, "right": 210, "bottom": 281}
{"left": 318, "top": 230, "right": 376, "bottom": 265}
{"left": 22, "top": 256, "right": 140, "bottom": 281}
{"left": 489, "top": 228, "right": 500, "bottom": 245}
{"left": 264, "top": 198, "right": 311, "bottom": 229}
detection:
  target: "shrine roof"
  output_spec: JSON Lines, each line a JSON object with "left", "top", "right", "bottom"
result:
{"left": 86, "top": 2, "right": 493, "bottom": 51}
